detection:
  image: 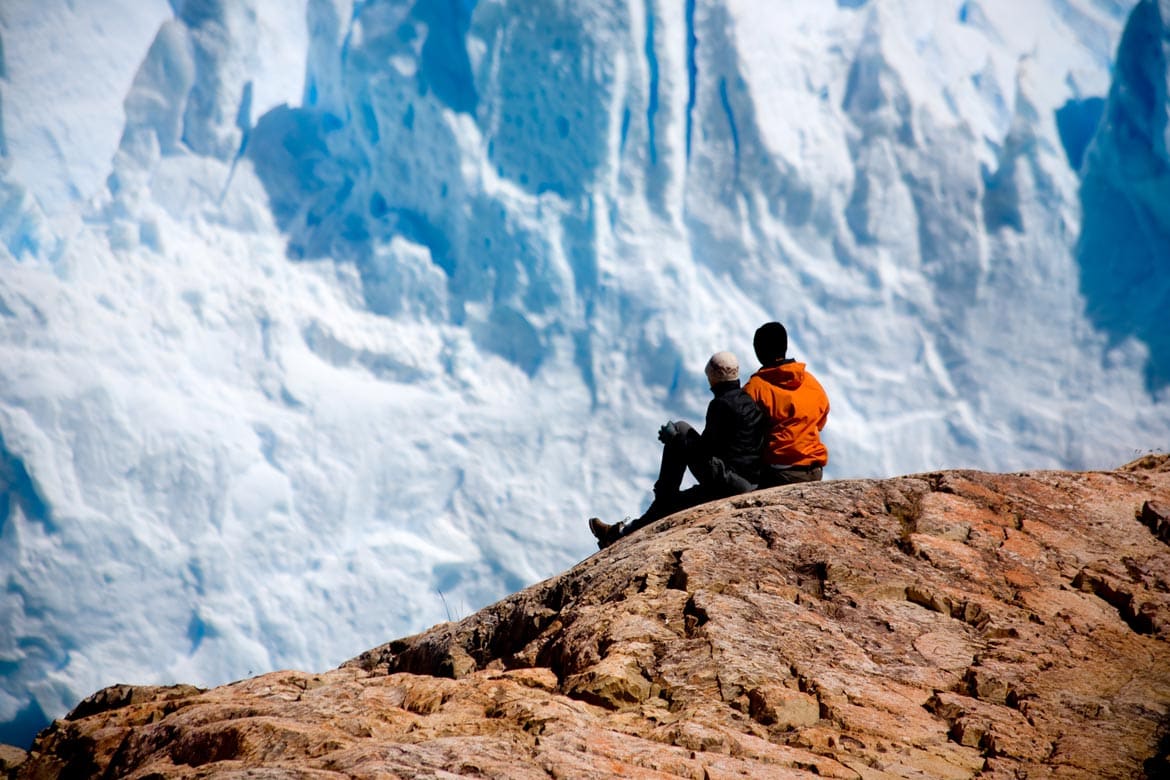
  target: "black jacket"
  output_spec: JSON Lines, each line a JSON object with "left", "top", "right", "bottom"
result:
{"left": 700, "top": 380, "right": 767, "bottom": 481}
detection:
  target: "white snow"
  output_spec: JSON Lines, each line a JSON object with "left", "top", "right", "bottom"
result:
{"left": 0, "top": 0, "right": 1167, "bottom": 748}
{"left": 0, "top": 0, "right": 172, "bottom": 214}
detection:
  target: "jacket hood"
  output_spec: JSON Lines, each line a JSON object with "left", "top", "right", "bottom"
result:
{"left": 755, "top": 360, "right": 807, "bottom": 390}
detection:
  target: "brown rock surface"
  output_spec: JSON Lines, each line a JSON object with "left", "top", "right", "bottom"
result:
{"left": 13, "top": 459, "right": 1170, "bottom": 779}
{"left": 0, "top": 746, "right": 26, "bottom": 775}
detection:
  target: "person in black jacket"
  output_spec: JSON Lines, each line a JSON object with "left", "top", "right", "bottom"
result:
{"left": 589, "top": 351, "right": 766, "bottom": 549}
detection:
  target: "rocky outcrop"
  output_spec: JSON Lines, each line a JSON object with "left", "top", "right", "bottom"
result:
{"left": 11, "top": 458, "right": 1170, "bottom": 778}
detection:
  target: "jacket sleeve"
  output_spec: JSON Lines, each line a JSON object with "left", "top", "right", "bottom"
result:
{"left": 811, "top": 375, "right": 830, "bottom": 430}
{"left": 699, "top": 397, "right": 734, "bottom": 458}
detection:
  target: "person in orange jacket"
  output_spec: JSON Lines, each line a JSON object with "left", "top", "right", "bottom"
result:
{"left": 744, "top": 322, "right": 830, "bottom": 487}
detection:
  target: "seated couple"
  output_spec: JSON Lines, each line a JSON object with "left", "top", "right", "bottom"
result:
{"left": 588, "top": 321, "right": 830, "bottom": 549}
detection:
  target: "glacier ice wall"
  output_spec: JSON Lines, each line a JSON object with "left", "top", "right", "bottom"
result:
{"left": 1078, "top": 0, "right": 1170, "bottom": 389}
{"left": 1, "top": 0, "right": 1169, "bottom": 747}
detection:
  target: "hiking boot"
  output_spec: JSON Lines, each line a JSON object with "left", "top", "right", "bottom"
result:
{"left": 588, "top": 517, "right": 626, "bottom": 549}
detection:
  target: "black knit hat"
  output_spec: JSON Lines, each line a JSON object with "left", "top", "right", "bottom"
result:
{"left": 753, "top": 322, "right": 788, "bottom": 365}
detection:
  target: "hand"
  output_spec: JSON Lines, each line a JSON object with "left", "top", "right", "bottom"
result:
{"left": 658, "top": 421, "right": 679, "bottom": 443}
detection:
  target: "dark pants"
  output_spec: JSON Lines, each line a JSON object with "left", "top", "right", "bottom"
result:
{"left": 758, "top": 463, "right": 823, "bottom": 488}
{"left": 623, "top": 421, "right": 755, "bottom": 537}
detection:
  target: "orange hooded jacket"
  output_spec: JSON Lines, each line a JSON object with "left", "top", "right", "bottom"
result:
{"left": 744, "top": 361, "right": 829, "bottom": 467}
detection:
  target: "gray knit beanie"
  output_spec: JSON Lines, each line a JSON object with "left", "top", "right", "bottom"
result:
{"left": 704, "top": 351, "right": 739, "bottom": 386}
